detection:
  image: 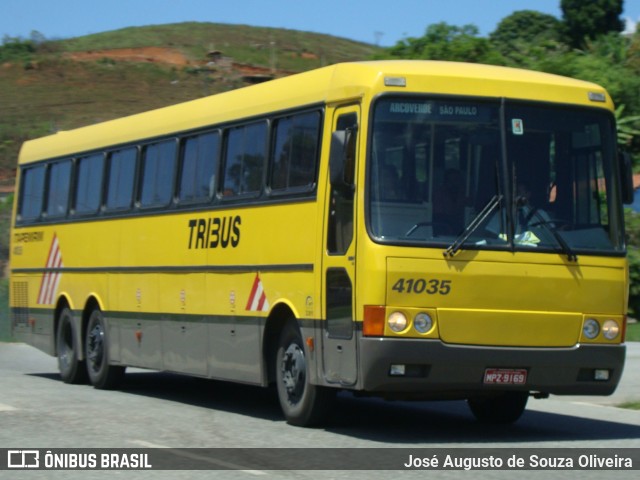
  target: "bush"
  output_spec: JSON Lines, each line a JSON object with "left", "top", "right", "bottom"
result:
{"left": 0, "top": 194, "right": 12, "bottom": 268}
{"left": 0, "top": 36, "right": 36, "bottom": 63}
{"left": 0, "top": 278, "right": 10, "bottom": 341}
{"left": 625, "top": 208, "right": 640, "bottom": 317}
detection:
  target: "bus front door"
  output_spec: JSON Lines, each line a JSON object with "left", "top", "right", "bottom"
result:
{"left": 321, "top": 106, "right": 359, "bottom": 386}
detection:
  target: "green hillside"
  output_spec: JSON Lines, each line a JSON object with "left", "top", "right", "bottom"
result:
{"left": 60, "top": 22, "right": 377, "bottom": 68}
{"left": 0, "top": 22, "right": 380, "bottom": 183}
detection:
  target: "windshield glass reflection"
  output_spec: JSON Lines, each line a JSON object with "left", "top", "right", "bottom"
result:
{"left": 368, "top": 97, "right": 623, "bottom": 254}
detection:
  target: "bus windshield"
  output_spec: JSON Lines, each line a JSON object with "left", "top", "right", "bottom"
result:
{"left": 368, "top": 96, "right": 624, "bottom": 255}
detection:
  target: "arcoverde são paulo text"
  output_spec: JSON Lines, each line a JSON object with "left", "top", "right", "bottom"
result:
{"left": 403, "top": 454, "right": 633, "bottom": 470}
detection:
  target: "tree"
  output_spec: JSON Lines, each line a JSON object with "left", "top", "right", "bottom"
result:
{"left": 561, "top": 0, "right": 624, "bottom": 48}
{"left": 383, "top": 22, "right": 502, "bottom": 65}
{"left": 615, "top": 105, "right": 640, "bottom": 148}
{"left": 490, "top": 10, "right": 561, "bottom": 56}
{"left": 626, "top": 29, "right": 640, "bottom": 73}
{"left": 569, "top": 33, "right": 640, "bottom": 118}
{"left": 490, "top": 10, "right": 563, "bottom": 67}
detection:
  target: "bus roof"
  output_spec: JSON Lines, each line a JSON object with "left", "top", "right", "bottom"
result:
{"left": 18, "top": 60, "right": 612, "bottom": 164}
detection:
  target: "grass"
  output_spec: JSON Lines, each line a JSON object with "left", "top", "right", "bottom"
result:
{"left": 626, "top": 321, "right": 640, "bottom": 342}
{"left": 618, "top": 401, "right": 640, "bottom": 410}
{"left": 59, "top": 22, "right": 380, "bottom": 70}
{"left": 0, "top": 278, "right": 11, "bottom": 342}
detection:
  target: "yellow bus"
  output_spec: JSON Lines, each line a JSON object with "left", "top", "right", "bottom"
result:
{"left": 10, "top": 60, "right": 634, "bottom": 426}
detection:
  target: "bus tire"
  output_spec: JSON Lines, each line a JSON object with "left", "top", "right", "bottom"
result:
{"left": 467, "top": 391, "right": 529, "bottom": 424}
{"left": 85, "top": 309, "right": 125, "bottom": 389}
{"left": 56, "top": 307, "right": 87, "bottom": 384}
{"left": 276, "top": 321, "right": 335, "bottom": 427}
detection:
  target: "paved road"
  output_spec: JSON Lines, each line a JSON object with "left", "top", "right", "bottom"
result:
{"left": 561, "top": 341, "right": 640, "bottom": 406}
{"left": 0, "top": 342, "right": 639, "bottom": 480}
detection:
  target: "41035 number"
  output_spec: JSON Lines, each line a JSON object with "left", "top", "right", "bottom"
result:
{"left": 391, "top": 278, "right": 451, "bottom": 295}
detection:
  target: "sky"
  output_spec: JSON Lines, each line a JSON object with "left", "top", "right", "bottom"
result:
{"left": 1, "top": 0, "right": 640, "bottom": 47}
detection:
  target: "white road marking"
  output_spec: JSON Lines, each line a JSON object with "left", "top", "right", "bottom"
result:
{"left": 128, "top": 440, "right": 170, "bottom": 448}
{"left": 128, "top": 439, "right": 267, "bottom": 475}
{"left": 0, "top": 403, "right": 18, "bottom": 412}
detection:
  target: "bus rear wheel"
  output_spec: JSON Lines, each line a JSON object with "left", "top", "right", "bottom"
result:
{"left": 275, "top": 321, "right": 334, "bottom": 427}
{"left": 467, "top": 391, "right": 529, "bottom": 424}
{"left": 85, "top": 309, "right": 125, "bottom": 389}
{"left": 56, "top": 307, "right": 87, "bottom": 384}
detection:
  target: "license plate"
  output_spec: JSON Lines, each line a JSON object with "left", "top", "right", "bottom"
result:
{"left": 483, "top": 368, "right": 527, "bottom": 385}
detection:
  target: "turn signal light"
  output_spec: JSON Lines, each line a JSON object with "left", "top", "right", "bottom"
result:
{"left": 363, "top": 306, "right": 385, "bottom": 336}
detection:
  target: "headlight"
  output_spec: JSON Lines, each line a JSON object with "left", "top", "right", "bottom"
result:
{"left": 414, "top": 312, "right": 433, "bottom": 334}
{"left": 583, "top": 318, "right": 600, "bottom": 339}
{"left": 602, "top": 320, "right": 620, "bottom": 340}
{"left": 388, "top": 311, "right": 408, "bottom": 332}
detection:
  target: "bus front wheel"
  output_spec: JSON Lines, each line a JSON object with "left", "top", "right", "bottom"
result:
{"left": 275, "top": 321, "right": 334, "bottom": 427}
{"left": 85, "top": 309, "right": 125, "bottom": 389}
{"left": 467, "top": 391, "right": 529, "bottom": 424}
{"left": 56, "top": 307, "right": 87, "bottom": 384}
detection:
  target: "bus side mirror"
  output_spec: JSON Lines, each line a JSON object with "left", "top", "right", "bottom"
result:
{"left": 329, "top": 128, "right": 356, "bottom": 195}
{"left": 619, "top": 151, "right": 634, "bottom": 205}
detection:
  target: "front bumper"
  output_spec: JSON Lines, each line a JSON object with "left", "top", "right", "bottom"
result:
{"left": 358, "top": 337, "right": 625, "bottom": 398}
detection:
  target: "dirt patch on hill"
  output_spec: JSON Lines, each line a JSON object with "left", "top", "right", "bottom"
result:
{"left": 66, "top": 47, "right": 192, "bottom": 66}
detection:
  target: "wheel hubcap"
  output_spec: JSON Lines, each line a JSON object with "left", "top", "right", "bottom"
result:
{"left": 87, "top": 323, "right": 104, "bottom": 372}
{"left": 281, "top": 343, "right": 305, "bottom": 404}
{"left": 58, "top": 322, "right": 73, "bottom": 369}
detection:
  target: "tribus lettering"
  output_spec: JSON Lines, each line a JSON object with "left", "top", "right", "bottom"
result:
{"left": 188, "top": 216, "right": 241, "bottom": 249}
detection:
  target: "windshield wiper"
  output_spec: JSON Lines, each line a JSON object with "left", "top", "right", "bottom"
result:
{"left": 519, "top": 198, "right": 577, "bottom": 262}
{"left": 443, "top": 194, "right": 503, "bottom": 258}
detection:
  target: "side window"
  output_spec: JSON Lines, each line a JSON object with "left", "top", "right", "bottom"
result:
{"left": 18, "top": 165, "right": 46, "bottom": 222}
{"left": 75, "top": 153, "right": 105, "bottom": 215}
{"left": 327, "top": 112, "right": 358, "bottom": 255}
{"left": 46, "top": 160, "right": 72, "bottom": 218}
{"left": 222, "top": 122, "right": 267, "bottom": 197}
{"left": 271, "top": 111, "right": 321, "bottom": 192}
{"left": 179, "top": 131, "right": 219, "bottom": 203}
{"left": 106, "top": 147, "right": 137, "bottom": 211}
{"left": 140, "top": 140, "right": 177, "bottom": 208}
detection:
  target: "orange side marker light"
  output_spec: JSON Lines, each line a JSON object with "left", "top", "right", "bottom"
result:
{"left": 363, "top": 306, "right": 385, "bottom": 337}
{"left": 306, "top": 337, "right": 315, "bottom": 352}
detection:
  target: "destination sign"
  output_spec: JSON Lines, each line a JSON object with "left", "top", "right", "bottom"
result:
{"left": 377, "top": 99, "right": 496, "bottom": 123}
